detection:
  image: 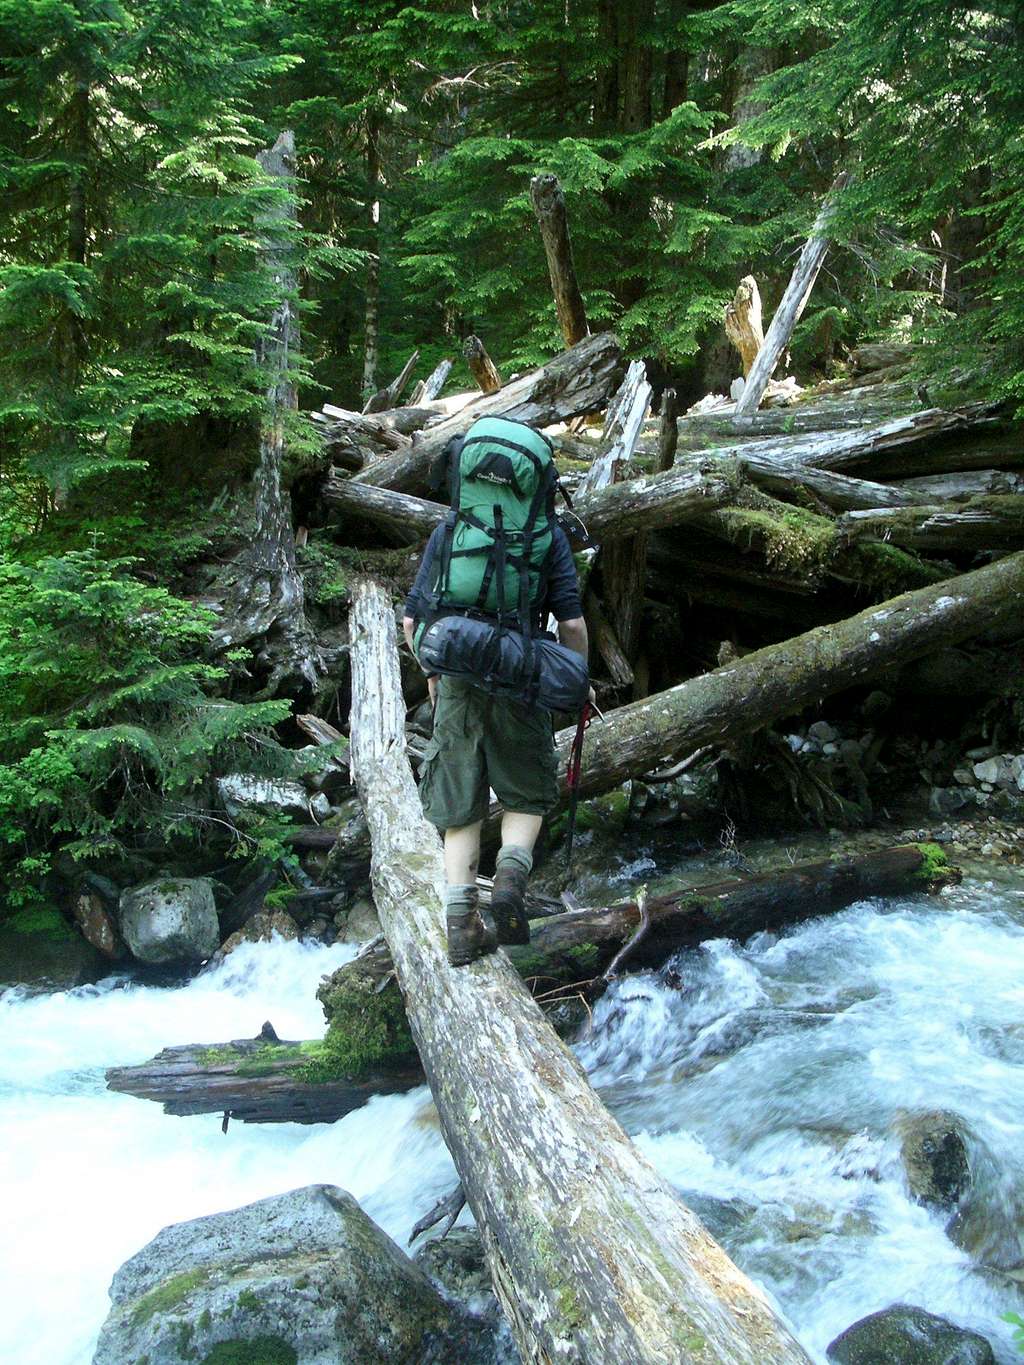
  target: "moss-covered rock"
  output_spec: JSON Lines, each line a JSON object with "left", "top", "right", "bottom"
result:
{"left": 826, "top": 1304, "right": 995, "bottom": 1364}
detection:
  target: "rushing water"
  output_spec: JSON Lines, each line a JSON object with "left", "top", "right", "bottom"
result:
{"left": 3, "top": 873, "right": 1024, "bottom": 1364}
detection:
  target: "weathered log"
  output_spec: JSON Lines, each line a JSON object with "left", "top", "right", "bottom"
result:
{"left": 734, "top": 173, "right": 848, "bottom": 420}
{"left": 724, "top": 276, "right": 764, "bottom": 378}
{"left": 105, "top": 1034, "right": 422, "bottom": 1125}
{"left": 347, "top": 578, "right": 811, "bottom": 1365}
{"left": 362, "top": 349, "right": 420, "bottom": 414}
{"left": 408, "top": 357, "right": 453, "bottom": 406}
{"left": 577, "top": 359, "right": 652, "bottom": 498}
{"left": 349, "top": 331, "right": 623, "bottom": 492}
{"left": 324, "top": 459, "right": 733, "bottom": 544}
{"left": 657, "top": 387, "right": 679, "bottom": 472}
{"left": 554, "top": 551, "right": 1024, "bottom": 800}
{"left": 463, "top": 334, "right": 502, "bottom": 393}
{"left": 837, "top": 497, "right": 1024, "bottom": 553}
{"left": 516, "top": 844, "right": 957, "bottom": 987}
{"left": 205, "top": 131, "right": 321, "bottom": 693}
{"left": 530, "top": 173, "right": 589, "bottom": 347}
{"left": 896, "top": 469, "right": 1024, "bottom": 502}
{"left": 799, "top": 403, "right": 1012, "bottom": 476}
{"left": 740, "top": 455, "right": 922, "bottom": 512}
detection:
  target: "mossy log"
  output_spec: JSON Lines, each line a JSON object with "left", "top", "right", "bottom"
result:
{"left": 104, "top": 1033, "right": 422, "bottom": 1125}
{"left": 346, "top": 578, "right": 811, "bottom": 1365}
{"left": 553, "top": 551, "right": 1024, "bottom": 801}
{"left": 837, "top": 496, "right": 1024, "bottom": 553}
{"left": 349, "top": 330, "right": 623, "bottom": 493}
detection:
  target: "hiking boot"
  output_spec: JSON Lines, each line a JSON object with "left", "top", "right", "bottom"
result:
{"left": 489, "top": 852, "right": 531, "bottom": 945}
{"left": 446, "top": 894, "right": 497, "bottom": 968}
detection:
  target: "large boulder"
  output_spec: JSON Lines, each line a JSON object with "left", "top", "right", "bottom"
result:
{"left": 219, "top": 910, "right": 300, "bottom": 956}
{"left": 826, "top": 1304, "right": 995, "bottom": 1365}
{"left": 119, "top": 877, "right": 219, "bottom": 965}
{"left": 93, "top": 1184, "right": 499, "bottom": 1365}
{"left": 895, "top": 1110, "right": 971, "bottom": 1211}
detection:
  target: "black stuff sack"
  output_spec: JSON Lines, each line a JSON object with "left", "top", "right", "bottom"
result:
{"left": 417, "top": 614, "right": 589, "bottom": 713}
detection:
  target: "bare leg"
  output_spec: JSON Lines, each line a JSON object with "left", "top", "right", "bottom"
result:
{"left": 444, "top": 820, "right": 483, "bottom": 886}
{"left": 491, "top": 811, "right": 543, "bottom": 945}
{"left": 500, "top": 811, "right": 543, "bottom": 855}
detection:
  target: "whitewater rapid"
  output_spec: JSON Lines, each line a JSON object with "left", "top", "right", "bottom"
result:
{"left": 3, "top": 873, "right": 1024, "bottom": 1363}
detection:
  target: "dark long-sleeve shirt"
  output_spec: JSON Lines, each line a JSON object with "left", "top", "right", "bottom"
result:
{"left": 404, "top": 523, "right": 583, "bottom": 630}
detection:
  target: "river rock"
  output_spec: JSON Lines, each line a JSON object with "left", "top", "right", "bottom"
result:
{"left": 92, "top": 1184, "right": 498, "bottom": 1365}
{"left": 895, "top": 1110, "right": 971, "bottom": 1211}
{"left": 826, "top": 1304, "right": 995, "bottom": 1364}
{"left": 119, "top": 877, "right": 219, "bottom": 965}
{"left": 72, "top": 891, "right": 126, "bottom": 960}
{"left": 219, "top": 910, "right": 300, "bottom": 956}
{"left": 340, "top": 892, "right": 382, "bottom": 943}
{"left": 947, "top": 1179, "right": 1024, "bottom": 1277}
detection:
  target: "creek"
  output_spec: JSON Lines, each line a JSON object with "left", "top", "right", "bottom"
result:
{"left": 3, "top": 856, "right": 1024, "bottom": 1364}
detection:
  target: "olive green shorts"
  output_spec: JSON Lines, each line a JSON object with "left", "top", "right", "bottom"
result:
{"left": 418, "top": 677, "right": 557, "bottom": 829}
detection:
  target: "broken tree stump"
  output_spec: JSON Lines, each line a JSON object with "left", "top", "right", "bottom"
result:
{"left": 463, "top": 334, "right": 502, "bottom": 393}
{"left": 347, "top": 576, "right": 811, "bottom": 1365}
{"left": 408, "top": 357, "right": 453, "bottom": 406}
{"left": 530, "top": 172, "right": 589, "bottom": 347}
{"left": 724, "top": 275, "right": 764, "bottom": 378}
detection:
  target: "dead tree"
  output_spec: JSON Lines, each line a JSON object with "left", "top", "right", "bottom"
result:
{"left": 658, "top": 388, "right": 679, "bottom": 472}
{"left": 206, "top": 131, "right": 321, "bottom": 692}
{"left": 530, "top": 173, "right": 589, "bottom": 347}
{"left": 837, "top": 497, "right": 1024, "bottom": 553}
{"left": 408, "top": 358, "right": 453, "bottom": 406}
{"left": 724, "top": 276, "right": 764, "bottom": 378}
{"left": 554, "top": 550, "right": 1024, "bottom": 799}
{"left": 463, "top": 334, "right": 502, "bottom": 393}
{"left": 347, "top": 577, "right": 811, "bottom": 1365}
{"left": 734, "top": 173, "right": 849, "bottom": 421}
{"left": 350, "top": 331, "right": 623, "bottom": 493}
{"left": 362, "top": 349, "right": 420, "bottom": 414}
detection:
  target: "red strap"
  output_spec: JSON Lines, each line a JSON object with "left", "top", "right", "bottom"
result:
{"left": 566, "top": 702, "right": 594, "bottom": 792}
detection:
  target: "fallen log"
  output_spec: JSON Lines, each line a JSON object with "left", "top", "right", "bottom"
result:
{"left": 896, "top": 469, "right": 1024, "bottom": 501}
{"left": 734, "top": 173, "right": 848, "bottom": 421}
{"left": 346, "top": 577, "right": 811, "bottom": 1365}
{"left": 850, "top": 342, "right": 925, "bottom": 373}
{"left": 324, "top": 459, "right": 734, "bottom": 543}
{"left": 463, "top": 334, "right": 502, "bottom": 393}
{"left": 105, "top": 1033, "right": 422, "bottom": 1125}
{"left": 554, "top": 550, "right": 1024, "bottom": 800}
{"left": 837, "top": 497, "right": 1024, "bottom": 553}
{"left": 530, "top": 173, "right": 589, "bottom": 348}
{"left": 106, "top": 843, "right": 957, "bottom": 1126}
{"left": 740, "top": 455, "right": 923, "bottom": 512}
{"left": 349, "top": 331, "right": 623, "bottom": 492}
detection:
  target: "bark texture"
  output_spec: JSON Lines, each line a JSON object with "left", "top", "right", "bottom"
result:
{"left": 348, "top": 577, "right": 811, "bottom": 1365}
{"left": 463, "top": 334, "right": 503, "bottom": 393}
{"left": 724, "top": 276, "right": 764, "bottom": 377}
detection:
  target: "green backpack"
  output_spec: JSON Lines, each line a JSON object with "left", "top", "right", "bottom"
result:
{"left": 425, "top": 415, "right": 560, "bottom": 634}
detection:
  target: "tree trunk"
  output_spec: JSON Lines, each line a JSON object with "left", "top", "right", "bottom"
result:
{"left": 361, "top": 119, "right": 382, "bottom": 402}
{"left": 463, "top": 334, "right": 503, "bottom": 393}
{"left": 348, "top": 332, "right": 623, "bottom": 493}
{"left": 739, "top": 455, "right": 923, "bottom": 512}
{"left": 896, "top": 469, "right": 1024, "bottom": 502}
{"left": 530, "top": 173, "right": 589, "bottom": 347}
{"left": 585, "top": 589, "right": 634, "bottom": 687}
{"left": 724, "top": 276, "right": 764, "bottom": 377}
{"left": 658, "top": 388, "right": 679, "bottom": 471}
{"left": 207, "top": 131, "right": 321, "bottom": 693}
{"left": 347, "top": 577, "right": 811, "bottom": 1365}
{"left": 554, "top": 550, "right": 1024, "bottom": 800}
{"left": 734, "top": 174, "right": 849, "bottom": 421}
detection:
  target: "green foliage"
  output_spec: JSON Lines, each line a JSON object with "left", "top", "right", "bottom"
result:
{"left": 0, "top": 549, "right": 296, "bottom": 910}
{"left": 1005, "top": 1311, "right": 1024, "bottom": 1355}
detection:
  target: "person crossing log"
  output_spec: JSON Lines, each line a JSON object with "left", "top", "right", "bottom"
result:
{"left": 347, "top": 576, "right": 813, "bottom": 1365}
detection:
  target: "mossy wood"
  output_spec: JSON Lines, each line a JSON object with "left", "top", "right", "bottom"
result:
{"left": 347, "top": 577, "right": 812, "bottom": 1365}
{"left": 837, "top": 497, "right": 1024, "bottom": 552}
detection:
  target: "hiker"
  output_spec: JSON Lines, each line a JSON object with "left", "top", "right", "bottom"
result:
{"left": 402, "top": 414, "right": 590, "bottom": 967}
